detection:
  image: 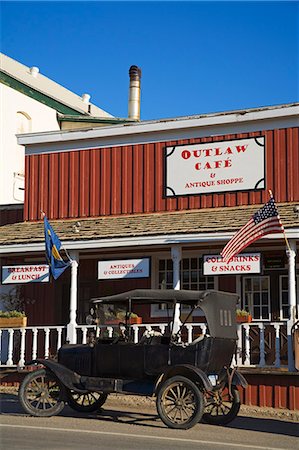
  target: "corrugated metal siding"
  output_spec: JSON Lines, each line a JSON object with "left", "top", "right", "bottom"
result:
{"left": 24, "top": 128, "right": 299, "bottom": 221}
{"left": 23, "top": 282, "right": 58, "bottom": 326}
{"left": 0, "top": 207, "right": 23, "bottom": 226}
{"left": 239, "top": 373, "right": 299, "bottom": 410}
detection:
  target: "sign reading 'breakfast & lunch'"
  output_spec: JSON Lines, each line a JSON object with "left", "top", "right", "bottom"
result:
{"left": 2, "top": 265, "right": 50, "bottom": 284}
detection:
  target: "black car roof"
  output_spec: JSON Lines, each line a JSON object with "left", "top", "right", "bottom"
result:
{"left": 92, "top": 289, "right": 208, "bottom": 306}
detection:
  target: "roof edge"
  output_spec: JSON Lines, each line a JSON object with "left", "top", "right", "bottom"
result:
{"left": 17, "top": 103, "right": 299, "bottom": 147}
{"left": 57, "top": 114, "right": 137, "bottom": 124}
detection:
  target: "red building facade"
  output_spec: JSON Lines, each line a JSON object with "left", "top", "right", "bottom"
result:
{"left": 24, "top": 127, "right": 298, "bottom": 221}
{"left": 0, "top": 103, "right": 298, "bottom": 408}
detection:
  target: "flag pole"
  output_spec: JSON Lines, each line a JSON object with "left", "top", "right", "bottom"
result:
{"left": 268, "top": 190, "right": 291, "bottom": 252}
{"left": 61, "top": 244, "right": 73, "bottom": 263}
{"left": 42, "top": 212, "right": 78, "bottom": 343}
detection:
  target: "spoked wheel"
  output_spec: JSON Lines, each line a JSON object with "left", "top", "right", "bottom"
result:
{"left": 18, "top": 368, "right": 65, "bottom": 417}
{"left": 203, "top": 385, "right": 240, "bottom": 425}
{"left": 156, "top": 375, "right": 204, "bottom": 429}
{"left": 67, "top": 390, "right": 108, "bottom": 412}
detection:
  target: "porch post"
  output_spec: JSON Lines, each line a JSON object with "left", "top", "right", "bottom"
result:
{"left": 287, "top": 239, "right": 297, "bottom": 371}
{"left": 67, "top": 250, "right": 79, "bottom": 344}
{"left": 171, "top": 246, "right": 182, "bottom": 334}
{"left": 287, "top": 239, "right": 297, "bottom": 321}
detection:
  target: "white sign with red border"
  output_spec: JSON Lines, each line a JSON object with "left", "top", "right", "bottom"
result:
{"left": 2, "top": 265, "right": 50, "bottom": 284}
{"left": 165, "top": 137, "right": 265, "bottom": 196}
{"left": 203, "top": 253, "right": 261, "bottom": 275}
{"left": 98, "top": 258, "right": 150, "bottom": 279}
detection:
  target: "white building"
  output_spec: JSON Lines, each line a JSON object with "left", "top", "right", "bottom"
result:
{"left": 0, "top": 53, "right": 113, "bottom": 207}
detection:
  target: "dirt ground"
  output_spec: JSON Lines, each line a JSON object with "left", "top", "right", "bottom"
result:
{"left": 1, "top": 386, "right": 298, "bottom": 423}
{"left": 109, "top": 393, "right": 299, "bottom": 422}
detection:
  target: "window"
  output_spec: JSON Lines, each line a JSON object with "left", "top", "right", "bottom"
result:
{"left": 243, "top": 276, "right": 270, "bottom": 320}
{"left": 159, "top": 257, "right": 214, "bottom": 291}
{"left": 14, "top": 112, "right": 31, "bottom": 202}
{"left": 152, "top": 257, "right": 216, "bottom": 317}
{"left": 159, "top": 259, "right": 173, "bottom": 290}
{"left": 181, "top": 257, "right": 215, "bottom": 291}
{"left": 16, "top": 111, "right": 32, "bottom": 133}
{"left": 279, "top": 275, "right": 299, "bottom": 320}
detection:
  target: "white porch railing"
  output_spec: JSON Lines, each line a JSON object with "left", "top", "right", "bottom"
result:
{"left": 235, "top": 321, "right": 290, "bottom": 368}
{"left": 0, "top": 321, "right": 294, "bottom": 370}
{"left": 0, "top": 326, "right": 67, "bottom": 368}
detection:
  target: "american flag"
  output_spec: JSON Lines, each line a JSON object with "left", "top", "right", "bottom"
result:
{"left": 221, "top": 197, "right": 284, "bottom": 263}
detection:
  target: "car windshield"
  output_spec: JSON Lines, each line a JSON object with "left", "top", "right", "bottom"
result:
{"left": 96, "top": 303, "right": 127, "bottom": 325}
{"left": 91, "top": 290, "right": 239, "bottom": 339}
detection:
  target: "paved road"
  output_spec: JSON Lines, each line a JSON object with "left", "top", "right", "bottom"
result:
{"left": 0, "top": 393, "right": 298, "bottom": 450}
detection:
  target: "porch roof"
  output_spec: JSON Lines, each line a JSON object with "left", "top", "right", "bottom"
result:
{"left": 0, "top": 202, "right": 298, "bottom": 249}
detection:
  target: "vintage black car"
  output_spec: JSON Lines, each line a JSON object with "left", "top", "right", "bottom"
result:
{"left": 18, "top": 289, "right": 247, "bottom": 429}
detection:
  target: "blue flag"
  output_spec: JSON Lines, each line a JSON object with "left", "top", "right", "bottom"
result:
{"left": 44, "top": 216, "right": 70, "bottom": 279}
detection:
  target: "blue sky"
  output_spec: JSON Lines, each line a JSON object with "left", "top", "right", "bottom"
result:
{"left": 1, "top": 1, "right": 298, "bottom": 120}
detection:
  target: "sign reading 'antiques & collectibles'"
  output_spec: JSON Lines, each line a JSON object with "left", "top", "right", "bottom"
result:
{"left": 98, "top": 258, "right": 150, "bottom": 279}
{"left": 203, "top": 253, "right": 261, "bottom": 275}
{"left": 164, "top": 137, "right": 265, "bottom": 196}
{"left": 2, "top": 265, "right": 50, "bottom": 284}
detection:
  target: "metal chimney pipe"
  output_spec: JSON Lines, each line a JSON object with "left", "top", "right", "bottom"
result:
{"left": 128, "top": 65, "right": 141, "bottom": 120}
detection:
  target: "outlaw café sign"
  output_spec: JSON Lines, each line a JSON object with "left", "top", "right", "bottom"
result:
{"left": 2, "top": 265, "right": 50, "bottom": 284}
{"left": 203, "top": 253, "right": 261, "bottom": 275}
{"left": 98, "top": 258, "right": 150, "bottom": 280}
{"left": 164, "top": 137, "right": 265, "bottom": 196}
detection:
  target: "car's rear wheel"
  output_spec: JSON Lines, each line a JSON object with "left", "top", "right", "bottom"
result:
{"left": 203, "top": 385, "right": 240, "bottom": 425}
{"left": 67, "top": 390, "right": 108, "bottom": 412}
{"left": 156, "top": 375, "right": 204, "bottom": 429}
{"left": 18, "top": 368, "right": 65, "bottom": 417}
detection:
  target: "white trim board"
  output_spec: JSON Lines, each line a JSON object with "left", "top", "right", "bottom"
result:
{"left": 0, "top": 229, "right": 297, "bottom": 255}
{"left": 18, "top": 105, "right": 299, "bottom": 155}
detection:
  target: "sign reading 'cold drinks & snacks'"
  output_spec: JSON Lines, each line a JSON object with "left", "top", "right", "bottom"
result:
{"left": 203, "top": 253, "right": 261, "bottom": 275}
{"left": 164, "top": 136, "right": 265, "bottom": 197}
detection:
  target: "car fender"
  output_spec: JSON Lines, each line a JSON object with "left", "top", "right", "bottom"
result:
{"left": 155, "top": 364, "right": 213, "bottom": 394}
{"left": 218, "top": 367, "right": 248, "bottom": 389}
{"left": 29, "top": 359, "right": 87, "bottom": 393}
{"left": 231, "top": 369, "right": 248, "bottom": 388}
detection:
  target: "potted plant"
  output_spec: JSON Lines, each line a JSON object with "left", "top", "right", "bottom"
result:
{"left": 127, "top": 312, "right": 142, "bottom": 325}
{"left": 105, "top": 311, "right": 142, "bottom": 325}
{"left": 0, "top": 310, "right": 27, "bottom": 328}
{"left": 236, "top": 309, "right": 252, "bottom": 323}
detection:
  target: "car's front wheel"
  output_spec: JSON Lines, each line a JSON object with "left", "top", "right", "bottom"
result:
{"left": 156, "top": 375, "right": 204, "bottom": 429}
{"left": 18, "top": 368, "right": 65, "bottom": 417}
{"left": 67, "top": 390, "right": 108, "bottom": 412}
